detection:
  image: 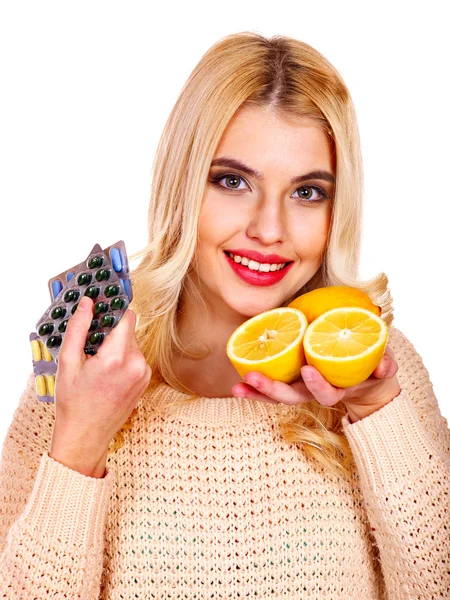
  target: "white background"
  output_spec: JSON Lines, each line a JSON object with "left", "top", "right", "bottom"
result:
{"left": 0, "top": 1, "right": 448, "bottom": 453}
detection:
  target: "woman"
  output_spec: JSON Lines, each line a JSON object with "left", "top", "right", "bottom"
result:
{"left": 1, "top": 32, "right": 449, "bottom": 599}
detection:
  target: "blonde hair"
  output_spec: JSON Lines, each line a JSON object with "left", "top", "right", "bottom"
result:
{"left": 110, "top": 32, "right": 393, "bottom": 478}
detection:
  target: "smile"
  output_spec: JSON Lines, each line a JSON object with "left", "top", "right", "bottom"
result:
{"left": 226, "top": 252, "right": 288, "bottom": 272}
{"left": 224, "top": 251, "right": 294, "bottom": 287}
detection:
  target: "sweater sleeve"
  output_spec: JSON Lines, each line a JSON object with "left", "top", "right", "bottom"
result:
{"left": 0, "top": 373, "right": 115, "bottom": 599}
{"left": 341, "top": 326, "right": 450, "bottom": 599}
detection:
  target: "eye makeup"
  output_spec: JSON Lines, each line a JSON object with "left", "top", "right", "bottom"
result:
{"left": 209, "top": 172, "right": 332, "bottom": 203}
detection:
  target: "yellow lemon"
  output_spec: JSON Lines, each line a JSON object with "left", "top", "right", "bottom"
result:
{"left": 288, "top": 286, "right": 382, "bottom": 324}
{"left": 303, "top": 307, "right": 388, "bottom": 388}
{"left": 226, "top": 308, "right": 308, "bottom": 383}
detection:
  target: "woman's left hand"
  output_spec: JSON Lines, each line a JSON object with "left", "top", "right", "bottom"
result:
{"left": 232, "top": 346, "right": 402, "bottom": 423}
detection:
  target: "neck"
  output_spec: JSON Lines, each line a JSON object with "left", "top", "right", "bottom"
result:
{"left": 172, "top": 278, "right": 247, "bottom": 398}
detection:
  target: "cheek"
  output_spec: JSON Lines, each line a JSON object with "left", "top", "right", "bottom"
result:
{"left": 291, "top": 207, "right": 331, "bottom": 257}
{"left": 198, "top": 192, "right": 242, "bottom": 245}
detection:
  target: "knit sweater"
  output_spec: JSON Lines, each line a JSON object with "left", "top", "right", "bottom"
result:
{"left": 0, "top": 325, "right": 449, "bottom": 599}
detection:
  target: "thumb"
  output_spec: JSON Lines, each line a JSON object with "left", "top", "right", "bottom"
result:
{"left": 58, "top": 295, "right": 94, "bottom": 367}
{"left": 374, "top": 355, "right": 395, "bottom": 379}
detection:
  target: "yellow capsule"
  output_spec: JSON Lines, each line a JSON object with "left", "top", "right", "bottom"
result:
{"left": 30, "top": 340, "right": 42, "bottom": 361}
{"left": 41, "top": 342, "right": 53, "bottom": 362}
{"left": 35, "top": 375, "right": 47, "bottom": 397}
{"left": 45, "top": 375, "right": 55, "bottom": 397}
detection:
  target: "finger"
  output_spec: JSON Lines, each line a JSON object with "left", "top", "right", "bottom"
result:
{"left": 384, "top": 345, "right": 395, "bottom": 358}
{"left": 58, "top": 296, "right": 94, "bottom": 368}
{"left": 232, "top": 382, "right": 280, "bottom": 404}
{"left": 373, "top": 348, "right": 397, "bottom": 378}
{"left": 301, "top": 366, "right": 347, "bottom": 407}
{"left": 236, "top": 372, "right": 311, "bottom": 405}
{"left": 385, "top": 357, "right": 399, "bottom": 378}
{"left": 96, "top": 309, "right": 137, "bottom": 357}
{"left": 127, "top": 326, "right": 142, "bottom": 352}
{"left": 374, "top": 358, "right": 398, "bottom": 379}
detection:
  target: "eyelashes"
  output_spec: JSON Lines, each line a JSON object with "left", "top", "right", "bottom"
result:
{"left": 209, "top": 173, "right": 331, "bottom": 203}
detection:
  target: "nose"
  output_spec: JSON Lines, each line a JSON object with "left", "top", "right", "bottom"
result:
{"left": 245, "top": 196, "right": 286, "bottom": 246}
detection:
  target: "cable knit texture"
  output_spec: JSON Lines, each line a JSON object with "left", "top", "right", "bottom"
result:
{"left": 0, "top": 325, "right": 449, "bottom": 599}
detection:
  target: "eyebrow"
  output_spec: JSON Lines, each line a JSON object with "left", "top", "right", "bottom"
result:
{"left": 210, "top": 156, "right": 336, "bottom": 185}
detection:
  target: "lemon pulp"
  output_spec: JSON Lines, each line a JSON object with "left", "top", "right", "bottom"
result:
{"left": 227, "top": 308, "right": 308, "bottom": 383}
{"left": 232, "top": 311, "right": 302, "bottom": 359}
{"left": 303, "top": 307, "right": 388, "bottom": 388}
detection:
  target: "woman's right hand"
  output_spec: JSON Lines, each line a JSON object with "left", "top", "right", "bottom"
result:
{"left": 49, "top": 295, "right": 152, "bottom": 478}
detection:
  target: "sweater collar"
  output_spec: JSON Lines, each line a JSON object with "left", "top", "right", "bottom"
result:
{"left": 141, "top": 381, "right": 301, "bottom": 426}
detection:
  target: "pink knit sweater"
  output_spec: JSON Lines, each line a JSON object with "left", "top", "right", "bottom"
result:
{"left": 0, "top": 325, "right": 449, "bottom": 599}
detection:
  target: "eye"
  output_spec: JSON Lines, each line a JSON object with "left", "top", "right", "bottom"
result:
{"left": 210, "top": 173, "right": 249, "bottom": 191}
{"left": 293, "top": 185, "right": 328, "bottom": 203}
{"left": 209, "top": 174, "right": 330, "bottom": 203}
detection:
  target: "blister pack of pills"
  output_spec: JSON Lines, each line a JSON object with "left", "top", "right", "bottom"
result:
{"left": 29, "top": 332, "right": 58, "bottom": 402}
{"left": 29, "top": 240, "right": 133, "bottom": 402}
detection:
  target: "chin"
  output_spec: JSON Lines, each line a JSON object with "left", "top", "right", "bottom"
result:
{"left": 227, "top": 295, "right": 285, "bottom": 319}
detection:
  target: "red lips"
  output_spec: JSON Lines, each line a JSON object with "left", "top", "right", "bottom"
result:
{"left": 225, "top": 249, "right": 293, "bottom": 264}
{"left": 224, "top": 252, "right": 294, "bottom": 287}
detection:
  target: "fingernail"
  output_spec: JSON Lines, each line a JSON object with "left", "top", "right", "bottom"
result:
{"left": 303, "top": 370, "right": 314, "bottom": 383}
{"left": 78, "top": 297, "right": 89, "bottom": 311}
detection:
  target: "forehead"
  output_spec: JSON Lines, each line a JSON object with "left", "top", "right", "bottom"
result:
{"left": 214, "top": 105, "right": 334, "bottom": 171}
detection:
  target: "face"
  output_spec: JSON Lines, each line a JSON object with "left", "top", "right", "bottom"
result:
{"left": 193, "top": 105, "right": 335, "bottom": 320}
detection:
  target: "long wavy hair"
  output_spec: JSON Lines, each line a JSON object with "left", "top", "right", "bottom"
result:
{"left": 109, "top": 31, "right": 393, "bottom": 478}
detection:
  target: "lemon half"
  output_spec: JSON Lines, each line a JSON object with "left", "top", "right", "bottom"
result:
{"left": 303, "top": 307, "right": 388, "bottom": 388}
{"left": 226, "top": 307, "right": 308, "bottom": 383}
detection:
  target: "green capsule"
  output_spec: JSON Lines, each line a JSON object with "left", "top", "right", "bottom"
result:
{"left": 95, "top": 268, "right": 111, "bottom": 282}
{"left": 110, "top": 297, "right": 126, "bottom": 311}
{"left": 88, "top": 255, "right": 103, "bottom": 269}
{"left": 94, "top": 301, "right": 108, "bottom": 315}
{"left": 46, "top": 335, "right": 62, "bottom": 348}
{"left": 58, "top": 320, "right": 68, "bottom": 333}
{"left": 84, "top": 347, "right": 96, "bottom": 356}
{"left": 89, "top": 318, "right": 99, "bottom": 331}
{"left": 77, "top": 272, "right": 92, "bottom": 286}
{"left": 104, "top": 284, "right": 120, "bottom": 298}
{"left": 85, "top": 285, "right": 100, "bottom": 299}
{"left": 51, "top": 306, "right": 66, "bottom": 320}
{"left": 101, "top": 314, "right": 116, "bottom": 328}
{"left": 38, "top": 322, "right": 54, "bottom": 336}
{"left": 89, "top": 331, "right": 104, "bottom": 345}
{"left": 64, "top": 289, "right": 80, "bottom": 303}
{"left": 71, "top": 303, "right": 79, "bottom": 314}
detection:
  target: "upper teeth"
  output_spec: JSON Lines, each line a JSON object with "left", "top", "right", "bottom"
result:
{"left": 228, "top": 252, "right": 287, "bottom": 272}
